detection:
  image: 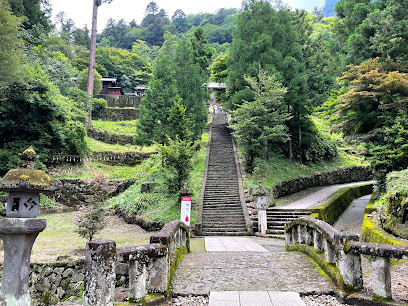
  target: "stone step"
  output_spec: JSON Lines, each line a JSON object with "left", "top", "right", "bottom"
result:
{"left": 202, "top": 230, "right": 248, "bottom": 236}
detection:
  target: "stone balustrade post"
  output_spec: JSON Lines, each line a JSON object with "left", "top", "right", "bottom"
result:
{"left": 336, "top": 236, "right": 362, "bottom": 291}
{"left": 291, "top": 226, "right": 298, "bottom": 244}
{"left": 305, "top": 227, "right": 313, "bottom": 246}
{"left": 313, "top": 230, "right": 323, "bottom": 252}
{"left": 128, "top": 255, "right": 148, "bottom": 302}
{"left": 324, "top": 238, "right": 336, "bottom": 263}
{"left": 371, "top": 256, "right": 391, "bottom": 300}
{"left": 258, "top": 208, "right": 268, "bottom": 235}
{"left": 148, "top": 254, "right": 169, "bottom": 293}
{"left": 84, "top": 239, "right": 116, "bottom": 306}
{"left": 298, "top": 225, "right": 305, "bottom": 244}
{"left": 285, "top": 228, "right": 293, "bottom": 247}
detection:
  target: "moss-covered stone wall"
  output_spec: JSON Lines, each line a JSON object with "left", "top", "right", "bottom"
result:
{"left": 312, "top": 183, "right": 374, "bottom": 225}
{"left": 93, "top": 107, "right": 139, "bottom": 121}
{"left": 272, "top": 166, "right": 373, "bottom": 199}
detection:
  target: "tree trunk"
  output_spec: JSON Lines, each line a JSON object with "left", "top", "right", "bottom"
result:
{"left": 288, "top": 139, "right": 293, "bottom": 161}
{"left": 86, "top": 0, "right": 99, "bottom": 125}
{"left": 298, "top": 113, "right": 302, "bottom": 164}
{"left": 263, "top": 140, "right": 268, "bottom": 161}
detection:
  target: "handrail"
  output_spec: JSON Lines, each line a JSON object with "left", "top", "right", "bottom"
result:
{"left": 84, "top": 220, "right": 190, "bottom": 304}
{"left": 285, "top": 217, "right": 408, "bottom": 301}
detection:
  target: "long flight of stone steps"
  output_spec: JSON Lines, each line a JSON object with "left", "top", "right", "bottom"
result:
{"left": 253, "top": 208, "right": 311, "bottom": 239}
{"left": 201, "top": 112, "right": 248, "bottom": 236}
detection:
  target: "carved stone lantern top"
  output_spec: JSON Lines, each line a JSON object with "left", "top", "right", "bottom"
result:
{"left": 0, "top": 147, "right": 61, "bottom": 193}
{"left": 178, "top": 181, "right": 193, "bottom": 197}
{"left": 253, "top": 181, "right": 275, "bottom": 209}
{"left": 0, "top": 147, "right": 61, "bottom": 218}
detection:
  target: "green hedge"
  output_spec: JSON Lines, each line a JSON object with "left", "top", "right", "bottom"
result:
{"left": 312, "top": 183, "right": 374, "bottom": 225}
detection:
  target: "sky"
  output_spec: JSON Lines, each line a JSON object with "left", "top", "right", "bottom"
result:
{"left": 49, "top": 0, "right": 325, "bottom": 32}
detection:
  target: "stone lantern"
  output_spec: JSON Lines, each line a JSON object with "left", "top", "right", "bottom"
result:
{"left": 253, "top": 181, "right": 275, "bottom": 235}
{"left": 0, "top": 147, "right": 61, "bottom": 305}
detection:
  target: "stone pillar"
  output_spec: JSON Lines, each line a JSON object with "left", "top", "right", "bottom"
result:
{"left": 148, "top": 254, "right": 169, "bottom": 293}
{"left": 258, "top": 208, "right": 267, "bottom": 235}
{"left": 84, "top": 238, "right": 116, "bottom": 306}
{"left": 0, "top": 218, "right": 46, "bottom": 306}
{"left": 128, "top": 258, "right": 148, "bottom": 302}
{"left": 314, "top": 230, "right": 323, "bottom": 252}
{"left": 337, "top": 249, "right": 363, "bottom": 290}
{"left": 371, "top": 256, "right": 391, "bottom": 300}
{"left": 298, "top": 225, "right": 305, "bottom": 244}
{"left": 305, "top": 227, "right": 313, "bottom": 246}
{"left": 285, "top": 228, "right": 293, "bottom": 247}
{"left": 324, "top": 238, "right": 336, "bottom": 263}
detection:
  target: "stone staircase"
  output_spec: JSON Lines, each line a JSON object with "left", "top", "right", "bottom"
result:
{"left": 201, "top": 112, "right": 248, "bottom": 236}
{"left": 253, "top": 208, "right": 311, "bottom": 239}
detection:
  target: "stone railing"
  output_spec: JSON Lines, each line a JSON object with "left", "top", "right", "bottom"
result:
{"left": 84, "top": 220, "right": 190, "bottom": 305}
{"left": 285, "top": 217, "right": 408, "bottom": 301}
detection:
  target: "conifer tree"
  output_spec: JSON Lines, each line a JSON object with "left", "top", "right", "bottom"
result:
{"left": 135, "top": 54, "right": 181, "bottom": 146}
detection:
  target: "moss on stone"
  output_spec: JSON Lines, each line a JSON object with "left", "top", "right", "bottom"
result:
{"left": 312, "top": 183, "right": 373, "bottom": 225}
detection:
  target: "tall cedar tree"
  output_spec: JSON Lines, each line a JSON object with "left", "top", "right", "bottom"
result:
{"left": 135, "top": 54, "right": 181, "bottom": 146}
{"left": 228, "top": 0, "right": 309, "bottom": 162}
{"left": 174, "top": 39, "right": 208, "bottom": 140}
{"left": 231, "top": 70, "right": 290, "bottom": 171}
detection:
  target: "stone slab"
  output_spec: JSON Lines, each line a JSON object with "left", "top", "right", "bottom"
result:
{"left": 205, "top": 237, "right": 268, "bottom": 252}
{"left": 208, "top": 291, "right": 305, "bottom": 306}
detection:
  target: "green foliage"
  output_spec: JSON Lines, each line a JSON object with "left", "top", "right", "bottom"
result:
{"left": 0, "top": 64, "right": 87, "bottom": 175}
{"left": 0, "top": 0, "right": 25, "bottom": 89}
{"left": 190, "top": 27, "right": 214, "bottom": 73}
{"left": 377, "top": 169, "right": 408, "bottom": 239}
{"left": 168, "top": 102, "right": 191, "bottom": 141}
{"left": 231, "top": 70, "right": 290, "bottom": 171}
{"left": 75, "top": 173, "right": 116, "bottom": 241}
{"left": 108, "top": 134, "right": 207, "bottom": 223}
{"left": 366, "top": 111, "right": 408, "bottom": 190}
{"left": 159, "top": 137, "right": 198, "bottom": 192}
{"left": 135, "top": 54, "right": 181, "bottom": 146}
{"left": 245, "top": 151, "right": 366, "bottom": 190}
{"left": 77, "top": 68, "right": 102, "bottom": 94}
{"left": 92, "top": 98, "right": 107, "bottom": 113}
{"left": 91, "top": 120, "right": 137, "bottom": 136}
{"left": 40, "top": 193, "right": 55, "bottom": 209}
{"left": 174, "top": 38, "right": 209, "bottom": 140}
{"left": 8, "top": 0, "right": 52, "bottom": 33}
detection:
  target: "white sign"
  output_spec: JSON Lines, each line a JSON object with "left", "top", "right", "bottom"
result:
{"left": 180, "top": 196, "right": 191, "bottom": 226}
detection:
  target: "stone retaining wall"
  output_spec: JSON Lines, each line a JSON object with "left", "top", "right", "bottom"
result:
{"left": 54, "top": 178, "right": 135, "bottom": 207}
{"left": 87, "top": 128, "right": 135, "bottom": 146}
{"left": 95, "top": 95, "right": 142, "bottom": 108}
{"left": 272, "top": 166, "right": 373, "bottom": 199}
{"left": 93, "top": 107, "right": 139, "bottom": 121}
{"left": 115, "top": 208, "right": 165, "bottom": 232}
{"left": 311, "top": 183, "right": 374, "bottom": 225}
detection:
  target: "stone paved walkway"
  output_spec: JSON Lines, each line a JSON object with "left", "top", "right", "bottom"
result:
{"left": 333, "top": 195, "right": 371, "bottom": 234}
{"left": 171, "top": 237, "right": 334, "bottom": 296}
{"left": 283, "top": 181, "right": 372, "bottom": 209}
{"left": 209, "top": 291, "right": 305, "bottom": 306}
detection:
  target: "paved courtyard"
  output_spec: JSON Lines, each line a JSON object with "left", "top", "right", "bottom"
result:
{"left": 171, "top": 237, "right": 335, "bottom": 297}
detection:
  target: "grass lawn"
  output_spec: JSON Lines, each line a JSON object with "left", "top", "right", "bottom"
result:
{"left": 85, "top": 137, "right": 156, "bottom": 153}
{"left": 15, "top": 213, "right": 153, "bottom": 263}
{"left": 91, "top": 120, "right": 137, "bottom": 136}
{"left": 49, "top": 160, "right": 148, "bottom": 180}
{"left": 243, "top": 151, "right": 368, "bottom": 190}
